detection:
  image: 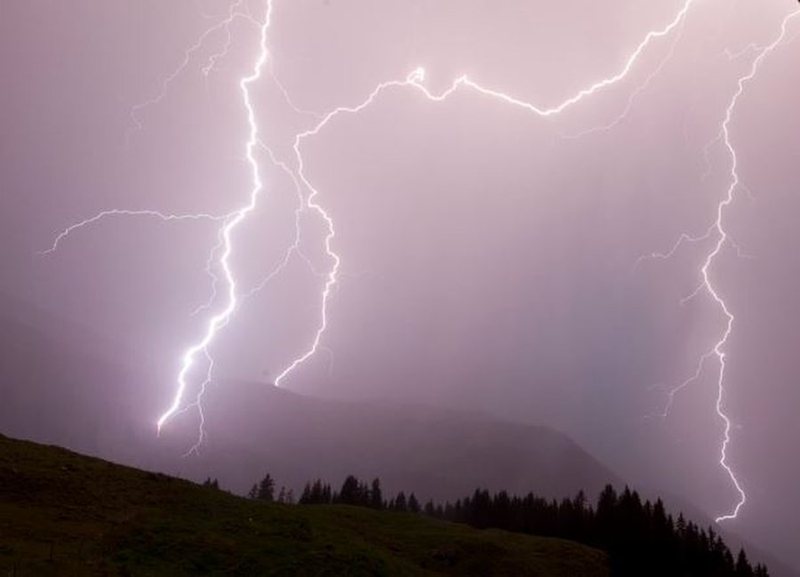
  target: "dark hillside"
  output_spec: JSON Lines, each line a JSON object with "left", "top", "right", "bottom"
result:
{"left": 0, "top": 434, "right": 607, "bottom": 576}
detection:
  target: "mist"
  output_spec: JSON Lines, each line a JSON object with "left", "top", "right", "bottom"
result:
{"left": 2, "top": 0, "right": 800, "bottom": 570}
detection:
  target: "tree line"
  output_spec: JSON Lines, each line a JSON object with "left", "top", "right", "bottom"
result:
{"left": 431, "top": 485, "right": 767, "bottom": 577}
{"left": 236, "top": 472, "right": 768, "bottom": 577}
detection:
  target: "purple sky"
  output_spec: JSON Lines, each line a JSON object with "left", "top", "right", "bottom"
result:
{"left": 2, "top": 0, "right": 800, "bottom": 567}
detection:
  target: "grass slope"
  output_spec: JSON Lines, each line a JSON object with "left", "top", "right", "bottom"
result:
{"left": 0, "top": 434, "right": 608, "bottom": 576}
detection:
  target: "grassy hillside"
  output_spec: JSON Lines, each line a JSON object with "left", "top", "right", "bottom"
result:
{"left": 0, "top": 434, "right": 607, "bottom": 576}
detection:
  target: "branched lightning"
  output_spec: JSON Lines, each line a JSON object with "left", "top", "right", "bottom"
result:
{"left": 646, "top": 7, "right": 800, "bottom": 522}
{"left": 43, "top": 0, "right": 794, "bottom": 525}
{"left": 177, "top": 348, "right": 214, "bottom": 456}
{"left": 156, "top": 0, "right": 274, "bottom": 433}
{"left": 654, "top": 350, "right": 716, "bottom": 419}
{"left": 272, "top": 71, "right": 429, "bottom": 386}
{"left": 45, "top": 0, "right": 697, "bottom": 437}
{"left": 563, "top": 12, "right": 688, "bottom": 139}
{"left": 633, "top": 223, "right": 716, "bottom": 271}
{"left": 189, "top": 227, "right": 227, "bottom": 317}
{"left": 127, "top": 0, "right": 258, "bottom": 143}
{"left": 40, "top": 209, "right": 229, "bottom": 255}
{"left": 238, "top": 142, "right": 308, "bottom": 301}
{"left": 271, "top": 0, "right": 697, "bottom": 385}
{"left": 707, "top": 9, "right": 799, "bottom": 522}
{"left": 269, "top": 64, "right": 324, "bottom": 120}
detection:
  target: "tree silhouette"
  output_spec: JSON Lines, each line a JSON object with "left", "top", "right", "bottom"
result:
{"left": 299, "top": 479, "right": 333, "bottom": 504}
{"left": 256, "top": 473, "right": 274, "bottom": 502}
{"left": 276, "top": 471, "right": 767, "bottom": 577}
{"left": 408, "top": 493, "right": 420, "bottom": 513}
{"left": 394, "top": 491, "right": 407, "bottom": 512}
{"left": 736, "top": 550, "right": 754, "bottom": 577}
{"left": 370, "top": 478, "right": 383, "bottom": 509}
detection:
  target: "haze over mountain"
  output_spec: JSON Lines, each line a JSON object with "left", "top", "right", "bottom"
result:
{"left": 3, "top": 1, "right": 800, "bottom": 572}
{"left": 1, "top": 294, "right": 796, "bottom": 577}
{"left": 0, "top": 291, "right": 619, "bottom": 502}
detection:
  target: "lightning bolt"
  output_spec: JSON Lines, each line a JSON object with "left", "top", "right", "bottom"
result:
{"left": 126, "top": 0, "right": 263, "bottom": 143}
{"left": 656, "top": 350, "right": 716, "bottom": 419}
{"left": 644, "top": 7, "right": 800, "bottom": 522}
{"left": 707, "top": 8, "right": 799, "bottom": 522}
{"left": 268, "top": 64, "right": 324, "bottom": 120}
{"left": 45, "top": 0, "right": 784, "bottom": 525}
{"left": 563, "top": 9, "right": 688, "bottom": 140}
{"left": 176, "top": 348, "right": 214, "bottom": 457}
{"left": 188, "top": 226, "right": 226, "bottom": 318}
{"left": 44, "top": 0, "right": 697, "bottom": 436}
{"left": 39, "top": 209, "right": 228, "bottom": 256}
{"left": 239, "top": 142, "right": 310, "bottom": 302}
{"left": 271, "top": 1, "right": 697, "bottom": 385}
{"left": 155, "top": 1, "right": 274, "bottom": 433}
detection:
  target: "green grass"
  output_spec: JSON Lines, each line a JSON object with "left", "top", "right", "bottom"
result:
{"left": 0, "top": 434, "right": 608, "bottom": 576}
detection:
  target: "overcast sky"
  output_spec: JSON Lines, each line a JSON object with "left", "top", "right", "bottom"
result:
{"left": 2, "top": 0, "right": 800, "bottom": 567}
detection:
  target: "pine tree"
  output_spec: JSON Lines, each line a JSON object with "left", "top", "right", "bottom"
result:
{"left": 257, "top": 473, "right": 275, "bottom": 502}
{"left": 736, "top": 549, "right": 754, "bottom": 577}
{"left": 339, "top": 475, "right": 360, "bottom": 505}
{"left": 676, "top": 513, "right": 686, "bottom": 535}
{"left": 370, "top": 478, "right": 383, "bottom": 509}
{"left": 299, "top": 482, "right": 312, "bottom": 504}
{"left": 408, "top": 493, "right": 420, "bottom": 513}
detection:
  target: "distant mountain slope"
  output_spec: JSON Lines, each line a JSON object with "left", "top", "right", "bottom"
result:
{"left": 0, "top": 291, "right": 621, "bottom": 504}
{"left": 147, "top": 384, "right": 794, "bottom": 577}
{"left": 156, "top": 381, "right": 625, "bottom": 505}
{"left": 0, "top": 434, "right": 608, "bottom": 577}
{"left": 0, "top": 296, "right": 794, "bottom": 576}
{"left": 0, "top": 293, "right": 146, "bottom": 456}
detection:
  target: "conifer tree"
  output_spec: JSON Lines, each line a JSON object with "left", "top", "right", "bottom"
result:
{"left": 370, "top": 478, "right": 383, "bottom": 509}
{"left": 408, "top": 493, "right": 420, "bottom": 513}
{"left": 256, "top": 473, "right": 275, "bottom": 502}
